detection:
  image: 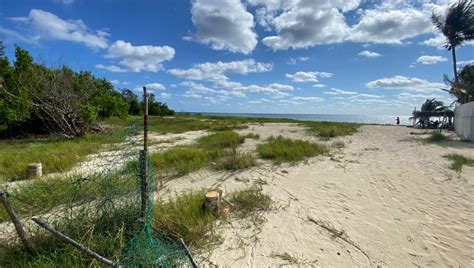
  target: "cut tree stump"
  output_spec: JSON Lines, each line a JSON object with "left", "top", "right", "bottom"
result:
{"left": 27, "top": 163, "right": 42, "bottom": 178}
{"left": 204, "top": 189, "right": 222, "bottom": 213}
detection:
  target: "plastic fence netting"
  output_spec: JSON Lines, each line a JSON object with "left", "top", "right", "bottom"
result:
{"left": 0, "top": 121, "right": 191, "bottom": 267}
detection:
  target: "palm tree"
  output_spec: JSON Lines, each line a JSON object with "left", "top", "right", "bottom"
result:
{"left": 421, "top": 98, "right": 449, "bottom": 112}
{"left": 445, "top": 64, "right": 474, "bottom": 103}
{"left": 432, "top": 0, "right": 474, "bottom": 82}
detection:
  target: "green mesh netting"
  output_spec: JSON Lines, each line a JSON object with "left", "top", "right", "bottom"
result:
{"left": 0, "top": 120, "right": 191, "bottom": 267}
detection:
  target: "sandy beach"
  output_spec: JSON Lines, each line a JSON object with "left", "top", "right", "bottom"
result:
{"left": 158, "top": 124, "right": 474, "bottom": 267}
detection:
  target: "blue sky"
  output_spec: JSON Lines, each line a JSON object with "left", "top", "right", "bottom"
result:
{"left": 1, "top": 0, "right": 473, "bottom": 115}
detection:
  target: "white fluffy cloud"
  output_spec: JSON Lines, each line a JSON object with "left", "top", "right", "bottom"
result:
{"left": 187, "top": 0, "right": 257, "bottom": 54}
{"left": 9, "top": 9, "right": 109, "bottom": 48}
{"left": 366, "top": 75, "right": 446, "bottom": 93}
{"left": 358, "top": 50, "right": 382, "bottom": 58}
{"left": 286, "top": 71, "right": 333, "bottom": 82}
{"left": 145, "top": 83, "right": 166, "bottom": 90}
{"left": 100, "top": 40, "right": 175, "bottom": 72}
{"left": 416, "top": 55, "right": 448, "bottom": 65}
{"left": 259, "top": 1, "right": 351, "bottom": 50}
{"left": 248, "top": 1, "right": 445, "bottom": 49}
{"left": 350, "top": 8, "right": 432, "bottom": 44}
{"left": 168, "top": 59, "right": 272, "bottom": 82}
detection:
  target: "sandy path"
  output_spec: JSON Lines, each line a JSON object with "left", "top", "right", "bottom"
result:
{"left": 163, "top": 124, "right": 474, "bottom": 267}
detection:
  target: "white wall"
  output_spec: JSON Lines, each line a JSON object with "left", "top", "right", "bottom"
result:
{"left": 454, "top": 101, "right": 474, "bottom": 141}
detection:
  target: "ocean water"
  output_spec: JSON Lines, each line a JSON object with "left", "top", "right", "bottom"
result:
{"left": 196, "top": 113, "right": 412, "bottom": 125}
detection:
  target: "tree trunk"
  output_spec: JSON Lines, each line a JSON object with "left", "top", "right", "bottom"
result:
{"left": 452, "top": 46, "right": 458, "bottom": 82}
{"left": 204, "top": 189, "right": 222, "bottom": 213}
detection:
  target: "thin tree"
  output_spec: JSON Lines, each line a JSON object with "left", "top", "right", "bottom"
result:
{"left": 432, "top": 0, "right": 474, "bottom": 82}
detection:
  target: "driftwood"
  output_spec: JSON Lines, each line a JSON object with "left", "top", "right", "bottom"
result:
{"left": 31, "top": 218, "right": 117, "bottom": 267}
{"left": 0, "top": 190, "right": 35, "bottom": 254}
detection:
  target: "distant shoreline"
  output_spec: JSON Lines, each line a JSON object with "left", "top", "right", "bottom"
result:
{"left": 179, "top": 112, "right": 411, "bottom": 126}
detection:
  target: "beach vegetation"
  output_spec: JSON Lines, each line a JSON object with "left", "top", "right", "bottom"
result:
{"left": 0, "top": 131, "right": 123, "bottom": 182}
{"left": 153, "top": 188, "right": 272, "bottom": 248}
{"left": 257, "top": 136, "right": 328, "bottom": 164}
{"left": 150, "top": 147, "right": 210, "bottom": 176}
{"left": 243, "top": 133, "right": 260, "bottom": 140}
{"left": 444, "top": 153, "right": 474, "bottom": 172}
{"left": 217, "top": 152, "right": 257, "bottom": 171}
{"left": 303, "top": 121, "right": 359, "bottom": 140}
{"left": 427, "top": 131, "right": 448, "bottom": 142}
{"left": 0, "top": 46, "right": 174, "bottom": 138}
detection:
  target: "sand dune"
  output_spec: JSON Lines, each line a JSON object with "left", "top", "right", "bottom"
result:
{"left": 163, "top": 124, "right": 474, "bottom": 267}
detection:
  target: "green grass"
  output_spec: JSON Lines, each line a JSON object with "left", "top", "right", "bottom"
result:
{"left": 153, "top": 188, "right": 272, "bottom": 248}
{"left": 243, "top": 133, "right": 260, "bottom": 140}
{"left": 153, "top": 191, "right": 216, "bottom": 247}
{"left": 0, "top": 131, "right": 124, "bottom": 182}
{"left": 257, "top": 136, "right": 328, "bottom": 164}
{"left": 444, "top": 154, "right": 474, "bottom": 172}
{"left": 228, "top": 188, "right": 272, "bottom": 218}
{"left": 1, "top": 205, "right": 137, "bottom": 267}
{"left": 303, "top": 121, "right": 359, "bottom": 140}
{"left": 217, "top": 152, "right": 257, "bottom": 171}
{"left": 426, "top": 131, "right": 448, "bottom": 143}
{"left": 150, "top": 131, "right": 250, "bottom": 176}
{"left": 151, "top": 147, "right": 210, "bottom": 176}
{"left": 196, "top": 131, "right": 245, "bottom": 150}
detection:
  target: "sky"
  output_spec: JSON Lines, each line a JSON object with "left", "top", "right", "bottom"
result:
{"left": 0, "top": 0, "right": 473, "bottom": 116}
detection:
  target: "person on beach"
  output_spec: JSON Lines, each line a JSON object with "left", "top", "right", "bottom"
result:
{"left": 396, "top": 117, "right": 400, "bottom": 125}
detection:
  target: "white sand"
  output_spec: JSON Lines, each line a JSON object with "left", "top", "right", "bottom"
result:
{"left": 4, "top": 123, "right": 472, "bottom": 267}
{"left": 162, "top": 124, "right": 474, "bottom": 267}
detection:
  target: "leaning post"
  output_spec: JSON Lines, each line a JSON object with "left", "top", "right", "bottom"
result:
{"left": 0, "top": 190, "right": 34, "bottom": 254}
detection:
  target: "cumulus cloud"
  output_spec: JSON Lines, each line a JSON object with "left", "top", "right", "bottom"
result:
{"left": 248, "top": 1, "right": 445, "bottom": 49}
{"left": 9, "top": 9, "right": 109, "bottom": 49}
{"left": 286, "top": 71, "right": 333, "bottom": 82}
{"left": 313, "top": 84, "right": 326, "bottom": 88}
{"left": 168, "top": 59, "right": 272, "bottom": 82}
{"left": 260, "top": 3, "right": 350, "bottom": 50}
{"left": 186, "top": 0, "right": 257, "bottom": 54}
{"left": 416, "top": 55, "right": 448, "bottom": 65}
{"left": 99, "top": 40, "right": 175, "bottom": 72}
{"left": 366, "top": 75, "right": 446, "bottom": 92}
{"left": 144, "top": 83, "right": 166, "bottom": 90}
{"left": 179, "top": 81, "right": 217, "bottom": 93}
{"left": 358, "top": 50, "right": 382, "bottom": 58}
{"left": 350, "top": 8, "right": 432, "bottom": 44}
